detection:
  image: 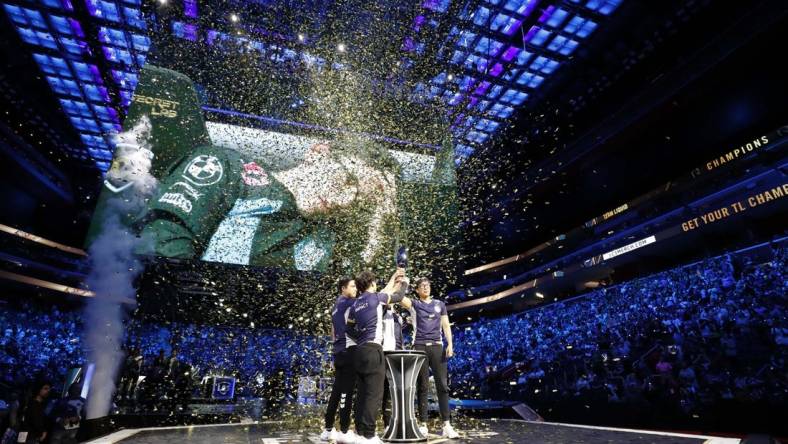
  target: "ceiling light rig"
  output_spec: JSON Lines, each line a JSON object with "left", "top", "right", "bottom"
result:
{"left": 2, "top": 0, "right": 152, "bottom": 171}
{"left": 402, "top": 0, "right": 623, "bottom": 162}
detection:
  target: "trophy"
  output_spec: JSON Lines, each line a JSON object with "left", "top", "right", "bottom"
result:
{"left": 396, "top": 246, "right": 408, "bottom": 269}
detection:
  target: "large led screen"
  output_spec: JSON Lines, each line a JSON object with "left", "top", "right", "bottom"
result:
{"left": 86, "top": 65, "right": 459, "bottom": 277}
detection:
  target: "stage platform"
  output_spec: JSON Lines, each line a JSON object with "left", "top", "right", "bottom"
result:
{"left": 85, "top": 419, "right": 741, "bottom": 444}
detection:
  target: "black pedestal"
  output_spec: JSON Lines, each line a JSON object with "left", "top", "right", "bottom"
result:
{"left": 382, "top": 350, "right": 427, "bottom": 442}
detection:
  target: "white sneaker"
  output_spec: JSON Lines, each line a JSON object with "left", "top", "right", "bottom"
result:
{"left": 442, "top": 423, "right": 460, "bottom": 439}
{"left": 337, "top": 430, "right": 357, "bottom": 443}
{"left": 320, "top": 428, "right": 338, "bottom": 441}
{"left": 354, "top": 435, "right": 383, "bottom": 444}
{"left": 418, "top": 424, "right": 428, "bottom": 437}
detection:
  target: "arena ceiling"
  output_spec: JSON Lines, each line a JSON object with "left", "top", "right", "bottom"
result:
{"left": 1, "top": 0, "right": 626, "bottom": 170}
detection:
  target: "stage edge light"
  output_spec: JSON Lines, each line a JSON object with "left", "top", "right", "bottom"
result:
{"left": 0, "top": 270, "right": 95, "bottom": 298}
{"left": 0, "top": 223, "right": 87, "bottom": 256}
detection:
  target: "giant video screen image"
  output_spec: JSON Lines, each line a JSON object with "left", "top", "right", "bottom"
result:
{"left": 86, "top": 65, "right": 459, "bottom": 278}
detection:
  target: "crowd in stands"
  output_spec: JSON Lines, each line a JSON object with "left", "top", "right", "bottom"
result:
{"left": 0, "top": 299, "right": 329, "bottom": 441}
{"left": 0, "top": 304, "right": 82, "bottom": 387}
{"left": 1, "top": 244, "right": 785, "bottom": 436}
{"left": 125, "top": 320, "right": 328, "bottom": 402}
{"left": 0, "top": 303, "right": 328, "bottom": 397}
{"left": 451, "top": 245, "right": 787, "bottom": 430}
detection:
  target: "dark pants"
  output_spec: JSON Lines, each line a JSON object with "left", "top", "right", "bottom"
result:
{"left": 123, "top": 374, "right": 139, "bottom": 402}
{"left": 382, "top": 375, "right": 392, "bottom": 428}
{"left": 353, "top": 343, "right": 385, "bottom": 438}
{"left": 415, "top": 344, "right": 451, "bottom": 422}
{"left": 324, "top": 347, "right": 356, "bottom": 432}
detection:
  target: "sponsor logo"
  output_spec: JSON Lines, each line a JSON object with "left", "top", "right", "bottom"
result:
{"left": 339, "top": 393, "right": 347, "bottom": 409}
{"left": 601, "top": 235, "right": 656, "bottom": 261}
{"left": 216, "top": 381, "right": 231, "bottom": 395}
{"left": 131, "top": 94, "right": 179, "bottom": 118}
{"left": 602, "top": 203, "right": 628, "bottom": 220}
{"left": 242, "top": 162, "right": 270, "bottom": 187}
{"left": 434, "top": 304, "right": 442, "bottom": 313}
{"left": 183, "top": 155, "right": 223, "bottom": 186}
{"left": 171, "top": 181, "right": 202, "bottom": 200}
{"left": 159, "top": 192, "right": 192, "bottom": 213}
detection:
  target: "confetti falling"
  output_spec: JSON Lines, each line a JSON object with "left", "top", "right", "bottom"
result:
{"left": 82, "top": 4, "right": 478, "bottom": 400}
{"left": 1, "top": 0, "right": 787, "bottom": 436}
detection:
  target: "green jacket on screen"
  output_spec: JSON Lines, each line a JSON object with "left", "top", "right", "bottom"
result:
{"left": 138, "top": 145, "right": 335, "bottom": 271}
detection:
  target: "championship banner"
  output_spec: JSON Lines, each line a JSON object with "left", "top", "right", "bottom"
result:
{"left": 465, "top": 126, "right": 787, "bottom": 277}
{"left": 584, "top": 126, "right": 786, "bottom": 229}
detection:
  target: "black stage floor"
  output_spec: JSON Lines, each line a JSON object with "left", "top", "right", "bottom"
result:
{"left": 86, "top": 419, "right": 740, "bottom": 444}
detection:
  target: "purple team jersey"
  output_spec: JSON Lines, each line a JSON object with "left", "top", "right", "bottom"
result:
{"left": 346, "top": 291, "right": 390, "bottom": 346}
{"left": 409, "top": 298, "right": 447, "bottom": 345}
{"left": 331, "top": 295, "right": 356, "bottom": 355}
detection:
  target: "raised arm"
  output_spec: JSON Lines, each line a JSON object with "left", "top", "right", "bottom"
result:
{"left": 380, "top": 268, "right": 405, "bottom": 296}
{"left": 388, "top": 276, "right": 412, "bottom": 309}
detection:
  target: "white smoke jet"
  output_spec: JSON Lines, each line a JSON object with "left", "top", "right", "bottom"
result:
{"left": 84, "top": 117, "right": 157, "bottom": 419}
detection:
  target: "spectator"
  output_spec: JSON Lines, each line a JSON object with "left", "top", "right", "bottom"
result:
{"left": 449, "top": 246, "right": 788, "bottom": 429}
{"left": 1, "top": 391, "right": 21, "bottom": 444}
{"left": 47, "top": 383, "right": 84, "bottom": 444}
{"left": 21, "top": 381, "right": 51, "bottom": 443}
{"left": 0, "top": 244, "right": 784, "bottom": 432}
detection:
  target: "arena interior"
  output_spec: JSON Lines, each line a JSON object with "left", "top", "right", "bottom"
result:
{"left": 0, "top": 0, "right": 786, "bottom": 443}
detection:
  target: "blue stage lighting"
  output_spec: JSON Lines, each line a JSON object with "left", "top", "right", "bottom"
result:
{"left": 474, "top": 37, "right": 504, "bottom": 57}
{"left": 586, "top": 0, "right": 622, "bottom": 15}
{"left": 530, "top": 55, "right": 559, "bottom": 74}
{"left": 472, "top": 6, "right": 492, "bottom": 26}
{"left": 527, "top": 27, "right": 551, "bottom": 46}
{"left": 548, "top": 35, "right": 578, "bottom": 55}
{"left": 503, "top": 0, "right": 536, "bottom": 16}
{"left": 515, "top": 49, "right": 533, "bottom": 66}
{"left": 489, "top": 103, "right": 514, "bottom": 119}
{"left": 564, "top": 16, "right": 597, "bottom": 38}
{"left": 486, "top": 84, "right": 503, "bottom": 99}
{"left": 122, "top": 6, "right": 145, "bottom": 28}
{"left": 517, "top": 71, "right": 544, "bottom": 88}
{"left": 544, "top": 7, "right": 570, "bottom": 27}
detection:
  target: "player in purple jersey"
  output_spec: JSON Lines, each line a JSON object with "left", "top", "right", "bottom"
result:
{"left": 320, "top": 277, "right": 358, "bottom": 443}
{"left": 346, "top": 268, "right": 411, "bottom": 443}
{"left": 409, "top": 277, "right": 459, "bottom": 439}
